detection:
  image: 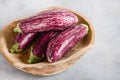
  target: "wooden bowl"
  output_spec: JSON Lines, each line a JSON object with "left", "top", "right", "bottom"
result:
{"left": 0, "top": 7, "right": 95, "bottom": 76}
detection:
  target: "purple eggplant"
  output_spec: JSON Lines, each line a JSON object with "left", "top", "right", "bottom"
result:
{"left": 14, "top": 33, "right": 23, "bottom": 43}
{"left": 14, "top": 9, "right": 78, "bottom": 33}
{"left": 46, "top": 24, "right": 89, "bottom": 62}
{"left": 10, "top": 33, "right": 37, "bottom": 53}
{"left": 28, "top": 31, "right": 59, "bottom": 63}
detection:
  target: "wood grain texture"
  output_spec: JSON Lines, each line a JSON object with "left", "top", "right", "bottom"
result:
{"left": 0, "top": 7, "right": 95, "bottom": 76}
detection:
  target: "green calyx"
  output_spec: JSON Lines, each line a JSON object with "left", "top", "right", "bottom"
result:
{"left": 10, "top": 43, "right": 22, "bottom": 53}
{"left": 28, "top": 51, "right": 44, "bottom": 64}
{"left": 81, "top": 24, "right": 89, "bottom": 34}
{"left": 14, "top": 24, "right": 22, "bottom": 33}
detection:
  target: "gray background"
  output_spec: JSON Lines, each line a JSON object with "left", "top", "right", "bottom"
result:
{"left": 0, "top": 0, "right": 120, "bottom": 80}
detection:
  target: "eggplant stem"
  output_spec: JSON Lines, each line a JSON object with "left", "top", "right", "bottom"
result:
{"left": 14, "top": 24, "right": 22, "bottom": 33}
{"left": 28, "top": 51, "right": 44, "bottom": 64}
{"left": 81, "top": 24, "right": 89, "bottom": 34}
{"left": 10, "top": 43, "right": 22, "bottom": 53}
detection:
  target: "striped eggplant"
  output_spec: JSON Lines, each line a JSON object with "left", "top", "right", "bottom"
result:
{"left": 14, "top": 33, "right": 23, "bottom": 43}
{"left": 10, "top": 33, "right": 37, "bottom": 53}
{"left": 46, "top": 24, "right": 89, "bottom": 62}
{"left": 14, "top": 9, "right": 78, "bottom": 33}
{"left": 28, "top": 31, "right": 59, "bottom": 63}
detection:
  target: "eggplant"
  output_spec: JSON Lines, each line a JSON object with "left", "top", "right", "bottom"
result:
{"left": 10, "top": 33, "right": 37, "bottom": 53}
{"left": 46, "top": 24, "right": 89, "bottom": 62}
{"left": 28, "top": 31, "right": 59, "bottom": 63}
{"left": 14, "top": 33, "right": 23, "bottom": 43}
{"left": 14, "top": 9, "right": 78, "bottom": 33}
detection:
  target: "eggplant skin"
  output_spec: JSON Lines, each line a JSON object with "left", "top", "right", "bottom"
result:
{"left": 18, "top": 9, "right": 78, "bottom": 33}
{"left": 14, "top": 33, "right": 37, "bottom": 48}
{"left": 46, "top": 24, "right": 89, "bottom": 62}
{"left": 14, "top": 33, "right": 23, "bottom": 43}
{"left": 32, "top": 31, "right": 59, "bottom": 57}
{"left": 10, "top": 33, "right": 37, "bottom": 53}
{"left": 28, "top": 31, "right": 59, "bottom": 63}
{"left": 18, "top": 33, "right": 37, "bottom": 49}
